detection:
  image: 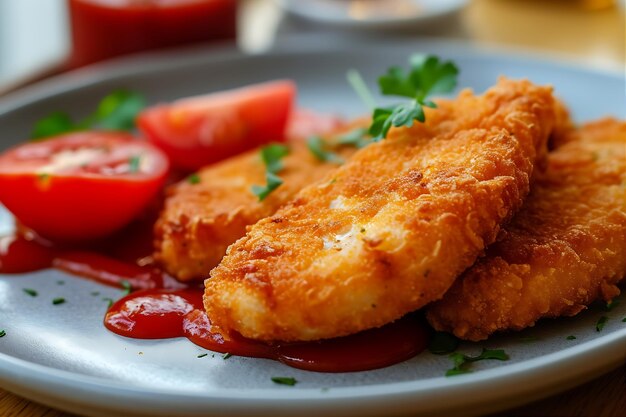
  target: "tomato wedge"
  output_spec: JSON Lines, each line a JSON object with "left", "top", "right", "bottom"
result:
{"left": 0, "top": 132, "right": 169, "bottom": 241}
{"left": 137, "top": 80, "right": 295, "bottom": 171}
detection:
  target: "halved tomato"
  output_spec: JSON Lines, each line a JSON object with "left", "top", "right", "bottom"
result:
{"left": 137, "top": 80, "right": 296, "bottom": 171}
{"left": 0, "top": 132, "right": 169, "bottom": 241}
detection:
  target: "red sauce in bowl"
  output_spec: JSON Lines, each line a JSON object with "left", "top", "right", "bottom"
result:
{"left": 67, "top": 0, "right": 238, "bottom": 68}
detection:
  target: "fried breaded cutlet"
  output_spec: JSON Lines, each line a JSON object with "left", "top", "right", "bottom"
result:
{"left": 204, "top": 78, "right": 557, "bottom": 342}
{"left": 427, "top": 119, "right": 626, "bottom": 341}
{"left": 154, "top": 122, "right": 365, "bottom": 281}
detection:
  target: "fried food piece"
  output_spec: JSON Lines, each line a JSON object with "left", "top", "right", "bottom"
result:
{"left": 154, "top": 123, "right": 364, "bottom": 281}
{"left": 205, "top": 78, "right": 557, "bottom": 342}
{"left": 427, "top": 119, "right": 626, "bottom": 341}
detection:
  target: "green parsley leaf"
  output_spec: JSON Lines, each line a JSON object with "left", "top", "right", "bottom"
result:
{"left": 271, "top": 376, "right": 297, "bottom": 386}
{"left": 606, "top": 299, "right": 620, "bottom": 311}
{"left": 260, "top": 144, "right": 290, "bottom": 174}
{"left": 0, "top": 330, "right": 5, "bottom": 338}
{"left": 349, "top": 55, "right": 459, "bottom": 142}
{"left": 93, "top": 90, "right": 146, "bottom": 131}
{"left": 251, "top": 144, "right": 290, "bottom": 201}
{"left": 596, "top": 316, "right": 608, "bottom": 331}
{"left": 252, "top": 171, "right": 284, "bottom": 201}
{"left": 57, "top": 280, "right": 65, "bottom": 285}
{"left": 128, "top": 156, "right": 141, "bottom": 173}
{"left": 346, "top": 69, "right": 377, "bottom": 110}
{"left": 52, "top": 297, "right": 66, "bottom": 305}
{"left": 120, "top": 280, "right": 132, "bottom": 296}
{"left": 197, "top": 353, "right": 208, "bottom": 358}
{"left": 30, "top": 90, "right": 145, "bottom": 140}
{"left": 445, "top": 348, "right": 509, "bottom": 377}
{"left": 337, "top": 127, "right": 371, "bottom": 148}
{"left": 622, "top": 317, "right": 626, "bottom": 322}
{"left": 90, "top": 291, "right": 101, "bottom": 296}
{"left": 23, "top": 288, "right": 38, "bottom": 297}
{"left": 103, "top": 297, "right": 114, "bottom": 309}
{"left": 31, "top": 112, "right": 75, "bottom": 140}
{"left": 407, "top": 54, "right": 459, "bottom": 100}
{"left": 187, "top": 174, "right": 201, "bottom": 185}
{"left": 428, "top": 332, "right": 459, "bottom": 355}
{"left": 566, "top": 335, "right": 577, "bottom": 340}
{"left": 223, "top": 352, "right": 232, "bottom": 360}
{"left": 307, "top": 136, "right": 343, "bottom": 164}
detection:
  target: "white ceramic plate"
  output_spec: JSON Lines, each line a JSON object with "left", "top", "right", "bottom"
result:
{"left": 278, "top": 0, "right": 468, "bottom": 29}
{"left": 0, "top": 38, "right": 625, "bottom": 417}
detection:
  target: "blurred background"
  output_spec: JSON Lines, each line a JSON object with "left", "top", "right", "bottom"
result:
{"left": 0, "top": 0, "right": 623, "bottom": 95}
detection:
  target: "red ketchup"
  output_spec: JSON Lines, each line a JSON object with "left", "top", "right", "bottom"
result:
{"left": 67, "top": 0, "right": 238, "bottom": 68}
{"left": 1, "top": 224, "right": 430, "bottom": 372}
{"left": 105, "top": 290, "right": 430, "bottom": 373}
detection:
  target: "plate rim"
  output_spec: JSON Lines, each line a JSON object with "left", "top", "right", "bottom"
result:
{"left": 277, "top": 0, "right": 469, "bottom": 27}
{"left": 0, "top": 37, "right": 625, "bottom": 417}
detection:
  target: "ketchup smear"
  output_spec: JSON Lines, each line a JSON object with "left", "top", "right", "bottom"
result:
{"left": 0, "top": 221, "right": 430, "bottom": 373}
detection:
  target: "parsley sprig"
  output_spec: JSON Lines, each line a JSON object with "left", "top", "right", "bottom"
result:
{"left": 251, "top": 144, "right": 290, "bottom": 201}
{"left": 32, "top": 90, "right": 145, "bottom": 140}
{"left": 446, "top": 348, "right": 509, "bottom": 376}
{"left": 271, "top": 376, "right": 297, "bottom": 386}
{"left": 348, "top": 55, "right": 459, "bottom": 141}
{"left": 307, "top": 136, "right": 344, "bottom": 164}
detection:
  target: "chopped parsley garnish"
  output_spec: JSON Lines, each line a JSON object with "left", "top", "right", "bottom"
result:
{"left": 37, "top": 173, "right": 50, "bottom": 182}
{"left": 57, "top": 280, "right": 65, "bottom": 285}
{"left": 605, "top": 299, "right": 619, "bottom": 311}
{"left": 307, "top": 136, "right": 343, "bottom": 164}
{"left": 187, "top": 174, "right": 201, "bottom": 185}
{"left": 428, "top": 332, "right": 459, "bottom": 355}
{"left": 251, "top": 143, "right": 290, "bottom": 201}
{"left": 31, "top": 112, "right": 74, "bottom": 141}
{"left": 103, "top": 297, "right": 114, "bottom": 309}
{"left": 0, "top": 330, "right": 5, "bottom": 338}
{"left": 32, "top": 90, "right": 145, "bottom": 140}
{"left": 622, "top": 318, "right": 626, "bottom": 323}
{"left": 197, "top": 353, "right": 208, "bottom": 358}
{"left": 23, "top": 288, "right": 38, "bottom": 297}
{"left": 52, "top": 297, "right": 66, "bottom": 305}
{"left": 120, "top": 280, "right": 132, "bottom": 296}
{"left": 445, "top": 348, "right": 509, "bottom": 377}
{"left": 596, "top": 316, "right": 608, "bottom": 331}
{"left": 337, "top": 127, "right": 371, "bottom": 148}
{"left": 128, "top": 156, "right": 141, "bottom": 173}
{"left": 271, "top": 376, "right": 297, "bottom": 386}
{"left": 252, "top": 172, "right": 283, "bottom": 201}
{"left": 348, "top": 55, "right": 459, "bottom": 141}
{"left": 222, "top": 352, "right": 232, "bottom": 360}
{"left": 90, "top": 291, "right": 100, "bottom": 296}
{"left": 566, "top": 335, "right": 577, "bottom": 340}
{"left": 260, "top": 143, "right": 290, "bottom": 173}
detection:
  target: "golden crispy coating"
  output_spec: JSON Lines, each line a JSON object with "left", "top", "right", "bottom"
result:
{"left": 205, "top": 78, "right": 557, "bottom": 342}
{"left": 154, "top": 124, "right": 364, "bottom": 281}
{"left": 427, "top": 119, "right": 626, "bottom": 341}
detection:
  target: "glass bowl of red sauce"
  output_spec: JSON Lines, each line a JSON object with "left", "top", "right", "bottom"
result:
{"left": 67, "top": 0, "right": 238, "bottom": 68}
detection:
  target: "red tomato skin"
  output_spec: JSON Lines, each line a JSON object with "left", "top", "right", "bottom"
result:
{"left": 0, "top": 133, "right": 169, "bottom": 242}
{"left": 137, "top": 80, "right": 296, "bottom": 171}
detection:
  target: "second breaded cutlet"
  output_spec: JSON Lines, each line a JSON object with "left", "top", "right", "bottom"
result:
{"left": 427, "top": 119, "right": 626, "bottom": 341}
{"left": 154, "top": 122, "right": 365, "bottom": 281}
{"left": 205, "top": 78, "right": 557, "bottom": 342}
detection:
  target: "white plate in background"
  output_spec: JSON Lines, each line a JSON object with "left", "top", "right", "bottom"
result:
{"left": 278, "top": 0, "right": 468, "bottom": 29}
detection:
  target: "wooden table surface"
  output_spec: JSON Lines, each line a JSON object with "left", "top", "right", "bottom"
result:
{"left": 1, "top": 0, "right": 624, "bottom": 416}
